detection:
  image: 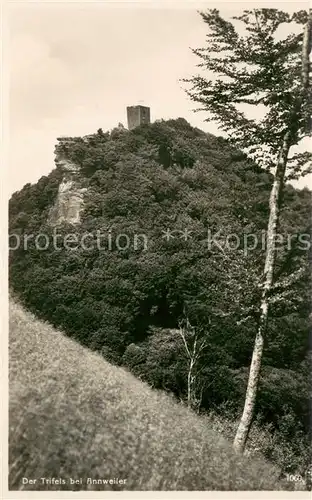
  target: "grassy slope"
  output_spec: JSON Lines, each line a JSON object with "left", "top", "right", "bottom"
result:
{"left": 9, "top": 300, "right": 290, "bottom": 491}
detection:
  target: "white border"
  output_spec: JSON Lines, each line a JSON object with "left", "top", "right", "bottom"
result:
{"left": 2, "top": 1, "right": 311, "bottom": 499}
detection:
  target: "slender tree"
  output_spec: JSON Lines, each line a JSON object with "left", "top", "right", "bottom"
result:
{"left": 184, "top": 8, "right": 312, "bottom": 453}
{"left": 178, "top": 314, "right": 209, "bottom": 411}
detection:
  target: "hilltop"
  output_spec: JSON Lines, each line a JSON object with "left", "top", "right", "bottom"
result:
{"left": 9, "top": 118, "right": 311, "bottom": 478}
{"left": 9, "top": 298, "right": 289, "bottom": 491}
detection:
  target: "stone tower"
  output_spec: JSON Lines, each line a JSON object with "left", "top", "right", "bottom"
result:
{"left": 127, "top": 105, "right": 150, "bottom": 130}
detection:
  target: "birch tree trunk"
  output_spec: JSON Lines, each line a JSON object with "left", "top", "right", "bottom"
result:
{"left": 179, "top": 318, "right": 208, "bottom": 410}
{"left": 233, "top": 133, "right": 291, "bottom": 453}
{"left": 187, "top": 358, "right": 195, "bottom": 409}
{"left": 233, "top": 13, "right": 311, "bottom": 454}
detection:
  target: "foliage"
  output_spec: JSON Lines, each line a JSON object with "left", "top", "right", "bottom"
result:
{"left": 183, "top": 8, "right": 312, "bottom": 177}
{"left": 9, "top": 117, "right": 311, "bottom": 477}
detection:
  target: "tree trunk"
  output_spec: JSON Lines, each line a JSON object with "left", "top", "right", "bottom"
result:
{"left": 233, "top": 11, "right": 311, "bottom": 455}
{"left": 187, "top": 359, "right": 195, "bottom": 408}
{"left": 233, "top": 132, "right": 291, "bottom": 454}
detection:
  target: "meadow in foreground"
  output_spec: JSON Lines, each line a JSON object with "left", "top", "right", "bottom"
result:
{"left": 9, "top": 299, "right": 290, "bottom": 491}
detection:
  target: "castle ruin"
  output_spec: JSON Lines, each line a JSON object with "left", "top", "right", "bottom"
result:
{"left": 127, "top": 105, "right": 151, "bottom": 130}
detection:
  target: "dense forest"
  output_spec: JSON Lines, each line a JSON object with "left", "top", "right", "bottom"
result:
{"left": 9, "top": 118, "right": 311, "bottom": 478}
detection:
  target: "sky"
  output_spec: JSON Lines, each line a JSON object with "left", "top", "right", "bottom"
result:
{"left": 7, "top": 0, "right": 311, "bottom": 195}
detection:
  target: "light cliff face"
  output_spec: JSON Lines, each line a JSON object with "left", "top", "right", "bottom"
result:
{"left": 48, "top": 142, "right": 87, "bottom": 225}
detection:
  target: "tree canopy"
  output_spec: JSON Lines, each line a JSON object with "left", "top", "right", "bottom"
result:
{"left": 9, "top": 120, "right": 310, "bottom": 468}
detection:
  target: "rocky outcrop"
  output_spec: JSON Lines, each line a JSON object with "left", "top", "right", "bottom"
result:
{"left": 48, "top": 138, "right": 87, "bottom": 225}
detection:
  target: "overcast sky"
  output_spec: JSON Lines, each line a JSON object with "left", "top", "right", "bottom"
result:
{"left": 8, "top": 0, "right": 311, "bottom": 195}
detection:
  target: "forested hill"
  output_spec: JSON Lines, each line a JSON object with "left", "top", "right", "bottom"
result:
{"left": 9, "top": 118, "right": 311, "bottom": 476}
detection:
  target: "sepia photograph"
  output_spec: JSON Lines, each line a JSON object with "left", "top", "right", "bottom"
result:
{"left": 5, "top": 0, "right": 312, "bottom": 494}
